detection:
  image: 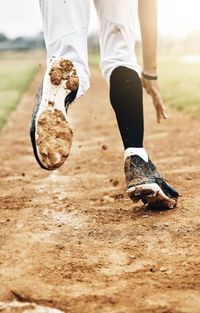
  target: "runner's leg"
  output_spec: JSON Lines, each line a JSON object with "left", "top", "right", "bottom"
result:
{"left": 40, "top": 0, "right": 90, "bottom": 98}
{"left": 94, "top": 0, "right": 144, "bottom": 152}
{"left": 94, "top": 0, "right": 179, "bottom": 207}
{"left": 30, "top": 0, "right": 90, "bottom": 170}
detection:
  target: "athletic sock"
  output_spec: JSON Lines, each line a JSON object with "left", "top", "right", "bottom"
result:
{"left": 110, "top": 66, "right": 144, "bottom": 149}
{"left": 124, "top": 147, "right": 148, "bottom": 162}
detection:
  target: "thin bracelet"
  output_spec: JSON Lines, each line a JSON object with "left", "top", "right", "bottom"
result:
{"left": 142, "top": 72, "right": 158, "bottom": 80}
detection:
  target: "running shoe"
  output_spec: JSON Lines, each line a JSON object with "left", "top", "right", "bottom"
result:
{"left": 30, "top": 59, "right": 78, "bottom": 170}
{"left": 125, "top": 155, "right": 179, "bottom": 208}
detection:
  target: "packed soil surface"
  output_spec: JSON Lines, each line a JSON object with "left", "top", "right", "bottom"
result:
{"left": 0, "top": 67, "right": 200, "bottom": 313}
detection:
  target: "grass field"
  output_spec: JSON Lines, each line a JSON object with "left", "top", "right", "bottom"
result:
{"left": 0, "top": 50, "right": 45, "bottom": 131}
{"left": 89, "top": 52, "right": 200, "bottom": 119}
{"left": 158, "top": 54, "right": 200, "bottom": 119}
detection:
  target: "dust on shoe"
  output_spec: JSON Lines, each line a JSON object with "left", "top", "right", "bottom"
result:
{"left": 66, "top": 75, "right": 79, "bottom": 91}
{"left": 48, "top": 59, "right": 79, "bottom": 91}
{"left": 48, "top": 100, "right": 55, "bottom": 107}
{"left": 36, "top": 109, "right": 73, "bottom": 170}
{"left": 49, "top": 67, "right": 63, "bottom": 85}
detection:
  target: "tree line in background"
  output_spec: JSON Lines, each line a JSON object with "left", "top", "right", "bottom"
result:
{"left": 0, "top": 30, "right": 200, "bottom": 53}
{"left": 0, "top": 32, "right": 45, "bottom": 51}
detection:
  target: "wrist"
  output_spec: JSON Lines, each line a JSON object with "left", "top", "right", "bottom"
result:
{"left": 142, "top": 67, "right": 157, "bottom": 76}
{"left": 142, "top": 72, "right": 158, "bottom": 80}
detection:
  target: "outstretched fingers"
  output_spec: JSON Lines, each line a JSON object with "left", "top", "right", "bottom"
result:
{"left": 141, "top": 77, "right": 167, "bottom": 123}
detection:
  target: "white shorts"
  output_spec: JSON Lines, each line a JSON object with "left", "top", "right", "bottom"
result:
{"left": 40, "top": 0, "right": 141, "bottom": 98}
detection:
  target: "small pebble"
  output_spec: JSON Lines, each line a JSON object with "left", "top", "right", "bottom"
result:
{"left": 112, "top": 179, "right": 119, "bottom": 187}
{"left": 160, "top": 267, "right": 168, "bottom": 272}
{"left": 102, "top": 195, "right": 114, "bottom": 203}
{"left": 102, "top": 144, "right": 108, "bottom": 150}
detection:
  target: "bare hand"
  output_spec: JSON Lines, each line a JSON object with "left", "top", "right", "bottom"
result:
{"left": 141, "top": 77, "right": 167, "bottom": 123}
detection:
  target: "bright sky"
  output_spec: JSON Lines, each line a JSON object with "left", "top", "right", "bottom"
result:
{"left": 0, "top": 0, "right": 200, "bottom": 39}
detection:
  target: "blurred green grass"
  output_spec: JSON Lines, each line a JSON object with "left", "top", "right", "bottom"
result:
{"left": 0, "top": 51, "right": 45, "bottom": 131}
{"left": 88, "top": 52, "right": 200, "bottom": 119}
{"left": 158, "top": 54, "right": 200, "bottom": 119}
{"left": 88, "top": 53, "right": 100, "bottom": 67}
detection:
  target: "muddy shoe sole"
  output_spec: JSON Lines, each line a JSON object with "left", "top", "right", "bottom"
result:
{"left": 30, "top": 94, "right": 73, "bottom": 171}
{"left": 36, "top": 106, "right": 72, "bottom": 170}
{"left": 30, "top": 59, "right": 78, "bottom": 170}
{"left": 127, "top": 183, "right": 177, "bottom": 209}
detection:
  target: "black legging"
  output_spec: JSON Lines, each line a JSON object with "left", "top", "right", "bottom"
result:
{"left": 110, "top": 66, "right": 144, "bottom": 149}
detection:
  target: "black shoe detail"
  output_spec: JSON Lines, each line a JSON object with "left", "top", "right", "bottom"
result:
{"left": 125, "top": 155, "right": 179, "bottom": 207}
{"left": 30, "top": 81, "right": 49, "bottom": 170}
{"left": 156, "top": 177, "right": 179, "bottom": 199}
{"left": 65, "top": 88, "right": 78, "bottom": 113}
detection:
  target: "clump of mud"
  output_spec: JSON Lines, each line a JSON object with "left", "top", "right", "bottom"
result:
{"left": 49, "top": 68, "right": 63, "bottom": 85}
{"left": 49, "top": 59, "right": 79, "bottom": 92}
{"left": 60, "top": 59, "right": 73, "bottom": 73}
{"left": 36, "top": 109, "right": 73, "bottom": 170}
{"left": 48, "top": 100, "right": 55, "bottom": 107}
{"left": 66, "top": 76, "right": 79, "bottom": 91}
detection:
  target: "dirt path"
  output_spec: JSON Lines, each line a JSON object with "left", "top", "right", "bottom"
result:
{"left": 0, "top": 67, "right": 200, "bottom": 313}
